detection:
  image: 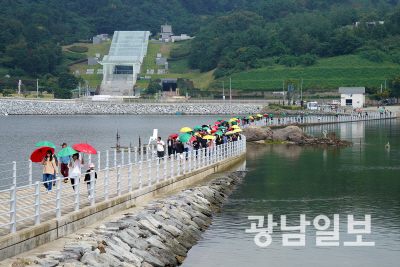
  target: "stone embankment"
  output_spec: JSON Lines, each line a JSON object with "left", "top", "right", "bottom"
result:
{"left": 242, "top": 125, "right": 353, "bottom": 146}
{"left": 29, "top": 171, "right": 245, "bottom": 267}
{"left": 0, "top": 100, "right": 263, "bottom": 115}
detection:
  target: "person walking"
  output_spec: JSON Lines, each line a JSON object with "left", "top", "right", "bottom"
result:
{"left": 156, "top": 137, "right": 165, "bottom": 161}
{"left": 167, "top": 136, "right": 174, "bottom": 158}
{"left": 84, "top": 163, "right": 97, "bottom": 197}
{"left": 69, "top": 153, "right": 84, "bottom": 191}
{"left": 41, "top": 150, "right": 58, "bottom": 193}
{"left": 175, "top": 139, "right": 185, "bottom": 164}
{"left": 59, "top": 143, "right": 71, "bottom": 183}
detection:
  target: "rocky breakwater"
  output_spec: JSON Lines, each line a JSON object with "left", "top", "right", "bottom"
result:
{"left": 0, "top": 100, "right": 263, "bottom": 115}
{"left": 31, "top": 171, "right": 246, "bottom": 267}
{"left": 242, "top": 125, "right": 353, "bottom": 146}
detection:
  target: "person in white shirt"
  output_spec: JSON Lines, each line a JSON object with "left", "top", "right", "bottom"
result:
{"left": 69, "top": 153, "right": 84, "bottom": 191}
{"left": 157, "top": 137, "right": 165, "bottom": 160}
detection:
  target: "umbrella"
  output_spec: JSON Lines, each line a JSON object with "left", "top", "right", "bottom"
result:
{"left": 233, "top": 129, "right": 243, "bottom": 133}
{"left": 228, "top": 127, "right": 233, "bottom": 131}
{"left": 225, "top": 131, "right": 235, "bottom": 135}
{"left": 203, "top": 135, "right": 215, "bottom": 140}
{"left": 249, "top": 116, "right": 254, "bottom": 120}
{"left": 356, "top": 110, "right": 361, "bottom": 113}
{"left": 170, "top": 134, "right": 179, "bottom": 138}
{"left": 193, "top": 126, "right": 203, "bottom": 130}
{"left": 217, "top": 119, "right": 223, "bottom": 122}
{"left": 219, "top": 126, "right": 226, "bottom": 129}
{"left": 257, "top": 114, "right": 262, "bottom": 117}
{"left": 335, "top": 112, "right": 339, "bottom": 115}
{"left": 189, "top": 136, "right": 197, "bottom": 142}
{"left": 231, "top": 121, "right": 238, "bottom": 125}
{"left": 179, "top": 133, "right": 192, "bottom": 143}
{"left": 264, "top": 114, "right": 268, "bottom": 117}
{"left": 215, "top": 131, "right": 223, "bottom": 136}
{"left": 30, "top": 146, "right": 54, "bottom": 163}
{"left": 214, "top": 122, "right": 221, "bottom": 125}
{"left": 269, "top": 114, "right": 273, "bottom": 117}
{"left": 305, "top": 113, "right": 309, "bottom": 115}
{"left": 281, "top": 113, "right": 286, "bottom": 116}
{"left": 245, "top": 116, "right": 250, "bottom": 119}
{"left": 212, "top": 125, "right": 219, "bottom": 129}
{"left": 211, "top": 130, "right": 218, "bottom": 133}
{"left": 203, "top": 127, "right": 210, "bottom": 130}
{"left": 180, "top": 127, "right": 192, "bottom": 132}
{"left": 35, "top": 141, "right": 56, "bottom": 149}
{"left": 57, "top": 146, "right": 77, "bottom": 157}
{"left": 235, "top": 117, "right": 240, "bottom": 119}
{"left": 232, "top": 125, "right": 239, "bottom": 129}
{"left": 230, "top": 118, "right": 237, "bottom": 121}
{"left": 72, "top": 143, "right": 97, "bottom": 154}
{"left": 380, "top": 110, "right": 384, "bottom": 113}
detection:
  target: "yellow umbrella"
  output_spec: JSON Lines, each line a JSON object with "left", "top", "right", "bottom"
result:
{"left": 195, "top": 133, "right": 200, "bottom": 136}
{"left": 203, "top": 135, "right": 215, "bottom": 139}
{"left": 257, "top": 114, "right": 262, "bottom": 117}
{"left": 180, "top": 127, "right": 192, "bottom": 132}
{"left": 233, "top": 129, "right": 243, "bottom": 133}
{"left": 225, "top": 131, "right": 235, "bottom": 135}
{"left": 249, "top": 116, "right": 254, "bottom": 120}
{"left": 229, "top": 118, "right": 237, "bottom": 121}
{"left": 232, "top": 125, "right": 239, "bottom": 129}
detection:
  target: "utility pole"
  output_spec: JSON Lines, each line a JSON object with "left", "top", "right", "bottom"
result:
{"left": 36, "top": 79, "right": 44, "bottom": 98}
{"left": 85, "top": 81, "right": 89, "bottom": 101}
{"left": 385, "top": 79, "right": 386, "bottom": 90}
{"left": 229, "top": 78, "right": 231, "bottom": 102}
{"left": 282, "top": 80, "right": 284, "bottom": 104}
{"left": 222, "top": 81, "right": 225, "bottom": 101}
{"left": 301, "top": 78, "right": 303, "bottom": 100}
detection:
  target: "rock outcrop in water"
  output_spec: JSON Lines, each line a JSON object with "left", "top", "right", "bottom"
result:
{"left": 241, "top": 125, "right": 273, "bottom": 142}
{"left": 31, "top": 171, "right": 246, "bottom": 267}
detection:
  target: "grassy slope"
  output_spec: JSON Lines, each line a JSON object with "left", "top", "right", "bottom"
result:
{"left": 227, "top": 55, "right": 400, "bottom": 91}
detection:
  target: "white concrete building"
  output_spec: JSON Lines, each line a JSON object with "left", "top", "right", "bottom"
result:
{"left": 98, "top": 31, "right": 150, "bottom": 96}
{"left": 339, "top": 87, "right": 365, "bottom": 108}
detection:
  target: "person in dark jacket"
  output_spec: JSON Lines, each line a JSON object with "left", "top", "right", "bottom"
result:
{"left": 84, "top": 163, "right": 97, "bottom": 197}
{"left": 175, "top": 139, "right": 185, "bottom": 164}
{"left": 167, "top": 136, "right": 175, "bottom": 158}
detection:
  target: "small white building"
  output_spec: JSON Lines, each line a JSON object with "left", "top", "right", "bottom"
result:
{"left": 339, "top": 87, "right": 365, "bottom": 108}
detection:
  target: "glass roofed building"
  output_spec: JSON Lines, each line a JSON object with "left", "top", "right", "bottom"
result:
{"left": 99, "top": 31, "right": 150, "bottom": 95}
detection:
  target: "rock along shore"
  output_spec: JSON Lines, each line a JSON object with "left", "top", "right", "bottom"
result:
{"left": 0, "top": 100, "right": 264, "bottom": 115}
{"left": 29, "top": 171, "right": 246, "bottom": 267}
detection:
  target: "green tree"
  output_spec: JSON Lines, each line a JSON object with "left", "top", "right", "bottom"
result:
{"left": 389, "top": 75, "right": 400, "bottom": 103}
{"left": 58, "top": 72, "right": 78, "bottom": 89}
{"left": 54, "top": 88, "right": 72, "bottom": 99}
{"left": 147, "top": 79, "right": 162, "bottom": 95}
{"left": 2, "top": 89, "right": 14, "bottom": 97}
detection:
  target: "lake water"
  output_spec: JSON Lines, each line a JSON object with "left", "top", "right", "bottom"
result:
{"left": 182, "top": 119, "right": 400, "bottom": 267}
{"left": 1, "top": 116, "right": 399, "bottom": 266}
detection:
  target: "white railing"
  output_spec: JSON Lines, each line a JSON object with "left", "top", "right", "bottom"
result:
{"left": 241, "top": 111, "right": 397, "bottom": 128}
{"left": 0, "top": 137, "right": 246, "bottom": 235}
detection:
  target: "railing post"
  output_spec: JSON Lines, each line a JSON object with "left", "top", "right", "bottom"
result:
{"left": 121, "top": 150, "right": 125, "bottom": 167}
{"left": 139, "top": 160, "right": 143, "bottom": 189}
{"left": 34, "top": 181, "right": 41, "bottom": 225}
{"left": 106, "top": 150, "right": 109, "bottom": 169}
{"left": 117, "top": 165, "right": 121, "bottom": 196}
{"left": 128, "top": 163, "right": 133, "bottom": 192}
{"left": 90, "top": 170, "right": 96, "bottom": 205}
{"left": 188, "top": 150, "right": 192, "bottom": 173}
{"left": 147, "top": 160, "right": 152, "bottom": 186}
{"left": 134, "top": 147, "right": 138, "bottom": 164}
{"left": 140, "top": 146, "right": 144, "bottom": 162}
{"left": 156, "top": 158, "right": 160, "bottom": 183}
{"left": 97, "top": 151, "right": 101, "bottom": 172}
{"left": 207, "top": 147, "right": 210, "bottom": 166}
{"left": 177, "top": 154, "right": 181, "bottom": 176}
{"left": 74, "top": 179, "right": 80, "bottom": 212}
{"left": 183, "top": 153, "right": 186, "bottom": 174}
{"left": 56, "top": 176, "right": 61, "bottom": 217}
{"left": 88, "top": 154, "right": 92, "bottom": 166}
{"left": 13, "top": 161, "right": 17, "bottom": 186}
{"left": 163, "top": 155, "right": 168, "bottom": 180}
{"left": 171, "top": 154, "right": 174, "bottom": 178}
{"left": 128, "top": 147, "right": 131, "bottom": 163}
{"left": 29, "top": 160, "right": 33, "bottom": 184}
{"left": 114, "top": 148, "right": 117, "bottom": 168}
{"left": 146, "top": 146, "right": 149, "bottom": 161}
{"left": 105, "top": 167, "right": 109, "bottom": 201}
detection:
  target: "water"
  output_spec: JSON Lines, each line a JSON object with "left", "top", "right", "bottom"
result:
{"left": 182, "top": 119, "right": 400, "bottom": 267}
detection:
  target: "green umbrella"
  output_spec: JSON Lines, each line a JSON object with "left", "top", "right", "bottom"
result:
{"left": 35, "top": 141, "right": 56, "bottom": 149}
{"left": 305, "top": 113, "right": 309, "bottom": 115}
{"left": 380, "top": 110, "right": 384, "bottom": 113}
{"left": 194, "top": 126, "right": 203, "bottom": 130}
{"left": 269, "top": 114, "right": 273, "bottom": 117}
{"left": 217, "top": 119, "right": 223, "bottom": 122}
{"left": 281, "top": 113, "right": 286, "bottom": 116}
{"left": 203, "top": 127, "right": 210, "bottom": 130}
{"left": 335, "top": 112, "right": 339, "bottom": 115}
{"left": 245, "top": 116, "right": 250, "bottom": 119}
{"left": 219, "top": 126, "right": 226, "bottom": 129}
{"left": 215, "top": 131, "right": 223, "bottom": 136}
{"left": 231, "top": 121, "right": 237, "bottom": 125}
{"left": 56, "top": 146, "right": 77, "bottom": 157}
{"left": 179, "top": 133, "right": 191, "bottom": 143}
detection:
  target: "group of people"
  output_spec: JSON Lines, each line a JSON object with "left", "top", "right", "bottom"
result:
{"left": 41, "top": 142, "right": 96, "bottom": 194}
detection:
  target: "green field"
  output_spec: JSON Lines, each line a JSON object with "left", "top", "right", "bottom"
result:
{"left": 141, "top": 43, "right": 164, "bottom": 72}
{"left": 222, "top": 55, "right": 400, "bottom": 91}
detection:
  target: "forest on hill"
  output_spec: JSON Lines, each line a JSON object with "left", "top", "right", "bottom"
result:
{"left": 1, "top": 0, "right": 400, "bottom": 97}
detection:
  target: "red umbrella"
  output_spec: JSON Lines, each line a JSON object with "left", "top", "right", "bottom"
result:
{"left": 264, "top": 114, "right": 268, "bottom": 117}
{"left": 228, "top": 127, "right": 233, "bottom": 131}
{"left": 30, "top": 146, "right": 54, "bottom": 163}
{"left": 214, "top": 122, "right": 221, "bottom": 125}
{"left": 170, "top": 134, "right": 179, "bottom": 138}
{"left": 72, "top": 143, "right": 97, "bottom": 154}
{"left": 189, "top": 136, "right": 197, "bottom": 142}
{"left": 356, "top": 110, "right": 361, "bottom": 113}
{"left": 212, "top": 125, "right": 219, "bottom": 129}
{"left": 211, "top": 130, "right": 218, "bottom": 133}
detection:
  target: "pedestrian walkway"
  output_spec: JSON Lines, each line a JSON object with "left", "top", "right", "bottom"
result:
{"left": 0, "top": 139, "right": 246, "bottom": 236}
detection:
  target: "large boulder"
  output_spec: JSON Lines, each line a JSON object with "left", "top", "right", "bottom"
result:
{"left": 272, "top": 126, "right": 304, "bottom": 141}
{"left": 242, "top": 125, "right": 273, "bottom": 142}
